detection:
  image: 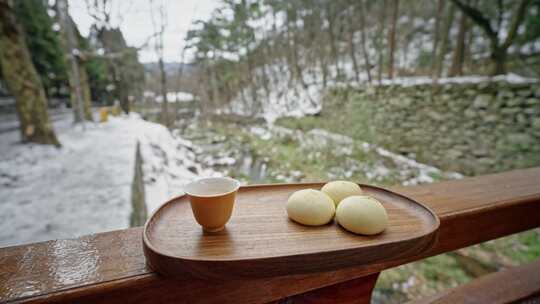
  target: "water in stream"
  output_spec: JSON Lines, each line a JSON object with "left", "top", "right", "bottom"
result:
{"left": 179, "top": 122, "right": 269, "bottom": 183}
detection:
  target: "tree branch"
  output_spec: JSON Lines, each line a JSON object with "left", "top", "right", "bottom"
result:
{"left": 450, "top": 0, "right": 498, "bottom": 44}
{"left": 501, "top": 0, "right": 532, "bottom": 50}
{"left": 79, "top": 31, "right": 159, "bottom": 60}
{"left": 497, "top": 0, "right": 503, "bottom": 32}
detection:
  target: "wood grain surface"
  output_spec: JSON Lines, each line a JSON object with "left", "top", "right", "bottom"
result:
{"left": 277, "top": 273, "right": 380, "bottom": 304}
{"left": 144, "top": 184, "right": 439, "bottom": 279}
{"left": 1, "top": 167, "right": 540, "bottom": 304}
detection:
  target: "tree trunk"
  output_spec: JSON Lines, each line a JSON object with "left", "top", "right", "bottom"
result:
{"left": 260, "top": 38, "right": 271, "bottom": 99}
{"left": 158, "top": 57, "right": 169, "bottom": 127}
{"left": 326, "top": 3, "right": 341, "bottom": 79}
{"left": 285, "top": 10, "right": 295, "bottom": 86}
{"left": 387, "top": 0, "right": 399, "bottom": 79}
{"left": 435, "top": 3, "right": 455, "bottom": 79}
{"left": 491, "top": 47, "right": 508, "bottom": 75}
{"left": 449, "top": 11, "right": 468, "bottom": 76}
{"left": 376, "top": 0, "right": 387, "bottom": 84}
{"left": 239, "top": 77, "right": 249, "bottom": 114}
{"left": 320, "top": 55, "right": 328, "bottom": 88}
{"left": 209, "top": 58, "right": 220, "bottom": 110}
{"left": 347, "top": 16, "right": 360, "bottom": 83}
{"left": 358, "top": 0, "right": 372, "bottom": 83}
{"left": 401, "top": 13, "right": 416, "bottom": 71}
{"left": 462, "top": 0, "right": 477, "bottom": 70}
{"left": 198, "top": 62, "right": 210, "bottom": 116}
{"left": 56, "top": 0, "right": 87, "bottom": 124}
{"left": 0, "top": 0, "right": 60, "bottom": 146}
{"left": 245, "top": 32, "right": 260, "bottom": 111}
{"left": 490, "top": 0, "right": 530, "bottom": 75}
{"left": 449, "top": 0, "right": 531, "bottom": 76}
{"left": 115, "top": 63, "right": 130, "bottom": 114}
{"left": 431, "top": 0, "right": 445, "bottom": 77}
{"left": 79, "top": 59, "right": 93, "bottom": 121}
{"left": 464, "top": 23, "right": 474, "bottom": 68}
{"left": 290, "top": 9, "right": 305, "bottom": 87}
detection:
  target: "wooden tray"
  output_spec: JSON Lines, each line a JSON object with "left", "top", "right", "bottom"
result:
{"left": 143, "top": 183, "right": 439, "bottom": 279}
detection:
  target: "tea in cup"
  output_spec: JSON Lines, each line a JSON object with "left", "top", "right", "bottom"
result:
{"left": 184, "top": 177, "right": 240, "bottom": 232}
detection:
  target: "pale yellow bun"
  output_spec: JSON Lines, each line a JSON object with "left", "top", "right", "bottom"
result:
{"left": 321, "top": 181, "right": 363, "bottom": 206}
{"left": 336, "top": 195, "right": 388, "bottom": 235}
{"left": 286, "top": 189, "right": 335, "bottom": 226}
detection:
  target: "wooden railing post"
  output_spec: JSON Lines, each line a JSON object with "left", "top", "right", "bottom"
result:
{"left": 276, "top": 273, "right": 380, "bottom": 304}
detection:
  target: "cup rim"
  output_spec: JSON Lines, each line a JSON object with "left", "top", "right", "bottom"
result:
{"left": 184, "top": 177, "right": 240, "bottom": 198}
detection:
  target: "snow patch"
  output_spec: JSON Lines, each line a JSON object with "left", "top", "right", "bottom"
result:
{"left": 146, "top": 91, "right": 195, "bottom": 103}
{"left": 0, "top": 113, "right": 215, "bottom": 246}
{"left": 1, "top": 115, "right": 140, "bottom": 246}
{"left": 377, "top": 73, "right": 538, "bottom": 87}
{"left": 222, "top": 61, "right": 323, "bottom": 123}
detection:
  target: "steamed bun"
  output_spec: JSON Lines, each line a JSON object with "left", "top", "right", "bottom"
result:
{"left": 321, "top": 181, "right": 363, "bottom": 206}
{"left": 286, "top": 189, "right": 335, "bottom": 226}
{"left": 336, "top": 195, "right": 388, "bottom": 235}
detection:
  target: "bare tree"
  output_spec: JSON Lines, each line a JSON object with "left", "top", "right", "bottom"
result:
{"left": 358, "top": 0, "right": 372, "bottom": 83}
{"left": 431, "top": 0, "right": 445, "bottom": 78}
{"left": 387, "top": 0, "right": 399, "bottom": 79}
{"left": 376, "top": 0, "right": 387, "bottom": 84}
{"left": 449, "top": 11, "right": 469, "bottom": 76}
{"left": 150, "top": 0, "right": 170, "bottom": 127}
{"left": 346, "top": 2, "right": 360, "bottom": 83}
{"left": 450, "top": 0, "right": 532, "bottom": 75}
{"left": 0, "top": 0, "right": 60, "bottom": 146}
{"left": 434, "top": 3, "right": 455, "bottom": 82}
{"left": 326, "top": 2, "right": 341, "bottom": 79}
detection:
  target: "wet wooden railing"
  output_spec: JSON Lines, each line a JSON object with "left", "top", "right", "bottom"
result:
{"left": 1, "top": 167, "right": 540, "bottom": 304}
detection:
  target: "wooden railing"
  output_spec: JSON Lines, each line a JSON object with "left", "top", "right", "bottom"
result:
{"left": 1, "top": 167, "right": 540, "bottom": 304}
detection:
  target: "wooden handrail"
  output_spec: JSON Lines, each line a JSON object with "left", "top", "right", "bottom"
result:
{"left": 1, "top": 167, "right": 540, "bottom": 303}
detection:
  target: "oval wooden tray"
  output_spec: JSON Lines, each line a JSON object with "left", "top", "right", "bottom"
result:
{"left": 143, "top": 183, "right": 439, "bottom": 279}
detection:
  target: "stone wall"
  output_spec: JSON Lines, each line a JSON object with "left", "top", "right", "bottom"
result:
{"left": 343, "top": 81, "right": 540, "bottom": 175}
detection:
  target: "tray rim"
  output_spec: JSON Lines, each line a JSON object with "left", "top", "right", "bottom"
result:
{"left": 143, "top": 182, "right": 440, "bottom": 263}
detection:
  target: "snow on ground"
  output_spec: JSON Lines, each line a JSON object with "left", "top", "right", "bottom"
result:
{"left": 139, "top": 126, "right": 219, "bottom": 214}
{"left": 259, "top": 126, "right": 463, "bottom": 185}
{"left": 220, "top": 61, "right": 323, "bottom": 123}
{"left": 358, "top": 142, "right": 463, "bottom": 185}
{"left": 302, "top": 128, "right": 463, "bottom": 185}
{"left": 0, "top": 113, "right": 208, "bottom": 247}
{"left": 1, "top": 115, "right": 135, "bottom": 246}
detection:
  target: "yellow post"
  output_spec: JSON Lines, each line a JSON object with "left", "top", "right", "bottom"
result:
{"left": 99, "top": 107, "right": 109, "bottom": 122}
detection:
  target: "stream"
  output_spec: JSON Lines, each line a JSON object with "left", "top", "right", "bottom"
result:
{"left": 171, "top": 115, "right": 462, "bottom": 187}
{"left": 178, "top": 121, "right": 270, "bottom": 183}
